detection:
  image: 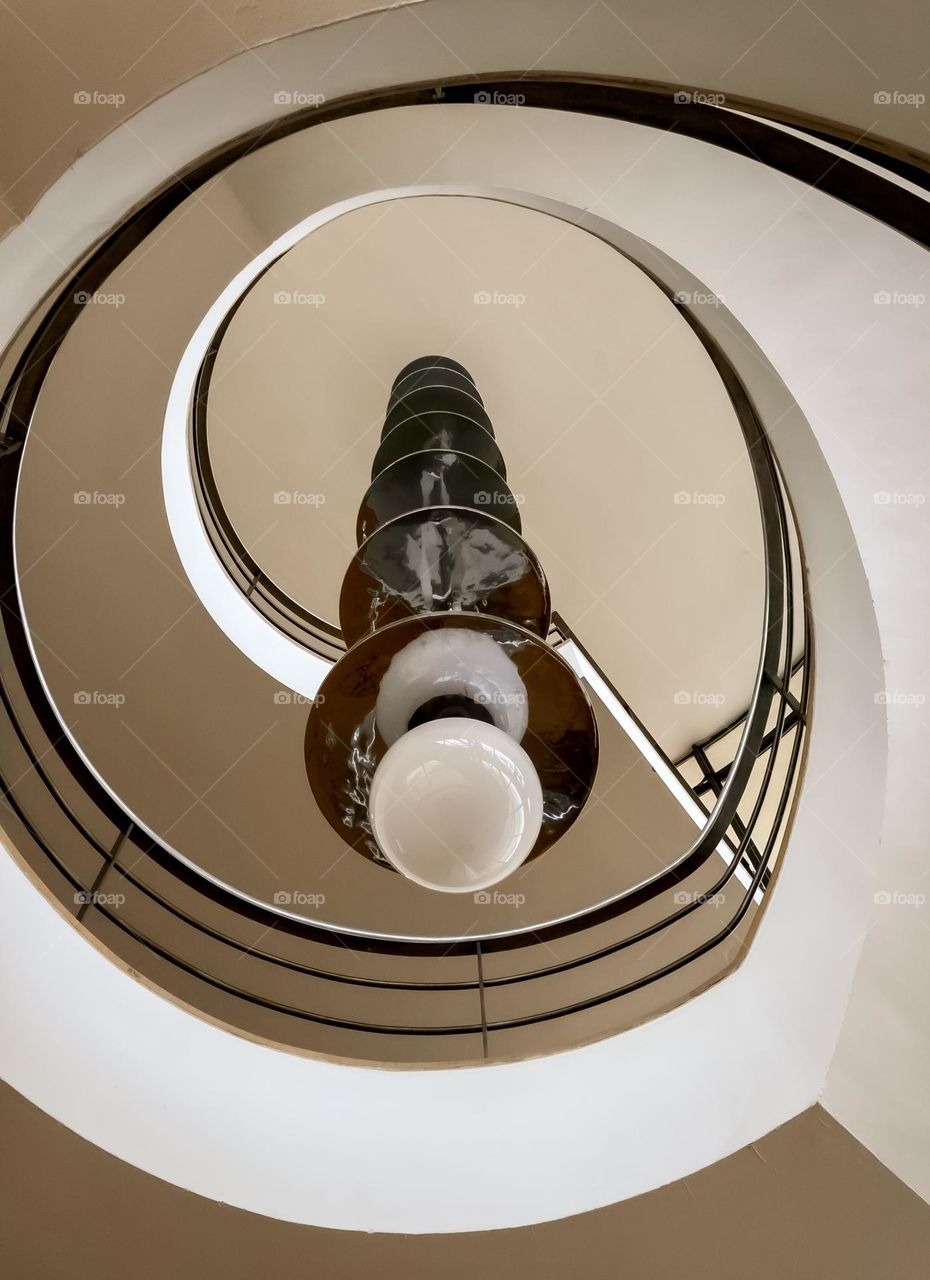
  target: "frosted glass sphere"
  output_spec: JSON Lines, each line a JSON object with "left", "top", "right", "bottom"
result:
{"left": 375, "top": 627, "right": 528, "bottom": 745}
{"left": 369, "top": 717, "right": 543, "bottom": 893}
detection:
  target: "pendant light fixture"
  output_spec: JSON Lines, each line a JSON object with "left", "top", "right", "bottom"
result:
{"left": 305, "top": 356, "right": 598, "bottom": 892}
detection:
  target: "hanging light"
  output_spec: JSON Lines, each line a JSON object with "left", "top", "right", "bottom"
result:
{"left": 305, "top": 356, "right": 598, "bottom": 892}
{"left": 369, "top": 717, "right": 544, "bottom": 892}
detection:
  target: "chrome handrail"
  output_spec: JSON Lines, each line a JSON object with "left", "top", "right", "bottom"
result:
{"left": 0, "top": 74, "right": 816, "bottom": 1058}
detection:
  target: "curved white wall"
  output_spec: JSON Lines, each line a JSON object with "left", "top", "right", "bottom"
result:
{"left": 2, "top": 0, "right": 927, "bottom": 239}
{"left": 1, "top": 6, "right": 927, "bottom": 1228}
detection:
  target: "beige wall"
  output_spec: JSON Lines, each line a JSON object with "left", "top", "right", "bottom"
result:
{"left": 0, "top": 1, "right": 419, "bottom": 233}
{"left": 2, "top": 1082, "right": 929, "bottom": 1277}
{"left": 1, "top": 0, "right": 928, "bottom": 243}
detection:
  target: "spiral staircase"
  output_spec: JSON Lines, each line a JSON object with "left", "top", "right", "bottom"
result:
{"left": 0, "top": 1, "right": 929, "bottom": 1275}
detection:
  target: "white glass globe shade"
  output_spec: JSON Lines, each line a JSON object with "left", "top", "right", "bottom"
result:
{"left": 375, "top": 628, "right": 529, "bottom": 745}
{"left": 369, "top": 717, "right": 543, "bottom": 893}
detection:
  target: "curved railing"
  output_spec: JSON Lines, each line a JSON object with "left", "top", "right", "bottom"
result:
{"left": 0, "top": 76, "right": 814, "bottom": 1064}
{"left": 0, "top": 352, "right": 808, "bottom": 1060}
{"left": 190, "top": 284, "right": 346, "bottom": 663}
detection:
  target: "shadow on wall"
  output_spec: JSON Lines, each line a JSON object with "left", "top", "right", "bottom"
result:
{"left": 2, "top": 1084, "right": 929, "bottom": 1279}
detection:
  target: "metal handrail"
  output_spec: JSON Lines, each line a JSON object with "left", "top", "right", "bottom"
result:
{"left": 190, "top": 285, "right": 346, "bottom": 662}
{"left": 0, "top": 375, "right": 808, "bottom": 1036}
{"left": 0, "top": 75, "right": 818, "bottom": 1052}
{"left": 177, "top": 250, "right": 796, "bottom": 950}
